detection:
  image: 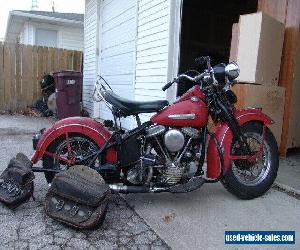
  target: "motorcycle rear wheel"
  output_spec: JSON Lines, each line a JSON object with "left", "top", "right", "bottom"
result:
{"left": 42, "top": 134, "right": 99, "bottom": 183}
{"left": 221, "top": 122, "right": 279, "bottom": 200}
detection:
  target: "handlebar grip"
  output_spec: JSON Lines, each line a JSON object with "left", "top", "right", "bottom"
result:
{"left": 162, "top": 81, "right": 174, "bottom": 91}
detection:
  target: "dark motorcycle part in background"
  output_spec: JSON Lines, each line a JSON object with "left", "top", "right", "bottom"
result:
{"left": 33, "top": 73, "right": 56, "bottom": 117}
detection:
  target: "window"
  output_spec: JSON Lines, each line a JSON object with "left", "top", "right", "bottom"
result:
{"left": 35, "top": 29, "right": 58, "bottom": 47}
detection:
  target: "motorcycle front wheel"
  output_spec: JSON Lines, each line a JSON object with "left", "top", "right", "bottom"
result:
{"left": 222, "top": 121, "right": 279, "bottom": 200}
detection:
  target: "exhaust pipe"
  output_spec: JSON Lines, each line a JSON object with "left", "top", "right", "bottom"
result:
{"left": 109, "top": 176, "right": 206, "bottom": 194}
{"left": 109, "top": 184, "right": 150, "bottom": 194}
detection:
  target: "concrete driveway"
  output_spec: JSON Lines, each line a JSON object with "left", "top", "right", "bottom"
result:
{"left": 125, "top": 184, "right": 299, "bottom": 250}
{"left": 0, "top": 114, "right": 299, "bottom": 250}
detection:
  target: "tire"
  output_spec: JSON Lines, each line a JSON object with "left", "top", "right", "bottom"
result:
{"left": 221, "top": 122, "right": 279, "bottom": 200}
{"left": 42, "top": 134, "right": 99, "bottom": 183}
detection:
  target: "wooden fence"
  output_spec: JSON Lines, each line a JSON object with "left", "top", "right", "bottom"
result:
{"left": 0, "top": 42, "right": 83, "bottom": 111}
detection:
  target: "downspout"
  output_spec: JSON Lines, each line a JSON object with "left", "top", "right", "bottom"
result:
{"left": 93, "top": 0, "right": 102, "bottom": 118}
{"left": 166, "top": 0, "right": 183, "bottom": 103}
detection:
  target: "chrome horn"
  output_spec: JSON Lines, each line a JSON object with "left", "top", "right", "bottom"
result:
{"left": 225, "top": 62, "right": 240, "bottom": 80}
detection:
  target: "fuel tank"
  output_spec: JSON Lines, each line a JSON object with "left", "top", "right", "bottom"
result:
{"left": 151, "top": 86, "right": 208, "bottom": 128}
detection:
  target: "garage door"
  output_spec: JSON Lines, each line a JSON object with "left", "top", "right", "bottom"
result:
{"left": 98, "top": 0, "right": 137, "bottom": 128}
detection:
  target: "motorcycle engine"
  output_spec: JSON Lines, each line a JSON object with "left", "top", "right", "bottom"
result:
{"left": 164, "top": 129, "right": 185, "bottom": 152}
{"left": 162, "top": 127, "right": 201, "bottom": 185}
{"left": 126, "top": 125, "right": 202, "bottom": 186}
{"left": 164, "top": 127, "right": 200, "bottom": 152}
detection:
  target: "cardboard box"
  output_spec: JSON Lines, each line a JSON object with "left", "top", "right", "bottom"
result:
{"left": 229, "top": 23, "right": 240, "bottom": 61}
{"left": 236, "top": 12, "right": 285, "bottom": 85}
{"left": 232, "top": 84, "right": 285, "bottom": 145}
{"left": 287, "top": 34, "right": 300, "bottom": 148}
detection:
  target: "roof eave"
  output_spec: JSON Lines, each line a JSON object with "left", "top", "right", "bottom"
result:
{"left": 11, "top": 11, "right": 84, "bottom": 25}
{"left": 5, "top": 10, "right": 84, "bottom": 42}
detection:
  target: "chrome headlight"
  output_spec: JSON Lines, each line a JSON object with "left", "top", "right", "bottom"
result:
{"left": 225, "top": 62, "right": 240, "bottom": 80}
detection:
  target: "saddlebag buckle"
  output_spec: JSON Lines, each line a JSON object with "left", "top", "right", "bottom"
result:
{"left": 70, "top": 205, "right": 79, "bottom": 217}
{"left": 56, "top": 200, "right": 65, "bottom": 211}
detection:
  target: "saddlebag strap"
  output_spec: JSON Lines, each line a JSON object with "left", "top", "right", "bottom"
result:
{"left": 49, "top": 165, "right": 110, "bottom": 207}
{"left": 44, "top": 192, "right": 108, "bottom": 229}
{"left": 0, "top": 153, "right": 34, "bottom": 209}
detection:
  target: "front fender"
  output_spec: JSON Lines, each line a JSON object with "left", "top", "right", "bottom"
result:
{"left": 206, "top": 108, "right": 273, "bottom": 179}
{"left": 31, "top": 117, "right": 117, "bottom": 164}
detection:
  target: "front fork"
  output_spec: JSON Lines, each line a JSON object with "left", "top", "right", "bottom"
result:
{"left": 216, "top": 97, "right": 250, "bottom": 150}
{"left": 217, "top": 98, "right": 266, "bottom": 163}
{"left": 230, "top": 125, "right": 266, "bottom": 163}
{"left": 195, "top": 126, "right": 208, "bottom": 176}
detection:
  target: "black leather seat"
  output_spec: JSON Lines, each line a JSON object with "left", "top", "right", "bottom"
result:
{"left": 102, "top": 90, "right": 168, "bottom": 116}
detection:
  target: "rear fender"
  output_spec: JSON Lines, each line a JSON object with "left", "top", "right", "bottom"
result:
{"left": 206, "top": 108, "right": 273, "bottom": 179}
{"left": 31, "top": 117, "right": 117, "bottom": 164}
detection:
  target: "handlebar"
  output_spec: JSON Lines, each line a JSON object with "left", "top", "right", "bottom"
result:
{"left": 162, "top": 81, "right": 174, "bottom": 91}
{"left": 161, "top": 72, "right": 207, "bottom": 91}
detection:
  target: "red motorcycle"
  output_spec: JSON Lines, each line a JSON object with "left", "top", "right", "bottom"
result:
{"left": 31, "top": 56, "right": 279, "bottom": 199}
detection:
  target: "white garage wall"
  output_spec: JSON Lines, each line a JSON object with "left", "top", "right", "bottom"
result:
{"left": 135, "top": 0, "right": 170, "bottom": 100}
{"left": 98, "top": 0, "right": 137, "bottom": 129}
{"left": 83, "top": 0, "right": 100, "bottom": 114}
{"left": 135, "top": 0, "right": 171, "bottom": 121}
{"left": 83, "top": 0, "right": 178, "bottom": 127}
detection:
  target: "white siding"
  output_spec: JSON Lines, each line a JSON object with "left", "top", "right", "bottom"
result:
{"left": 98, "top": 0, "right": 137, "bottom": 129}
{"left": 135, "top": 0, "right": 171, "bottom": 120}
{"left": 19, "top": 30, "right": 24, "bottom": 43}
{"left": 21, "top": 22, "right": 35, "bottom": 45}
{"left": 83, "top": 0, "right": 175, "bottom": 124}
{"left": 83, "top": 0, "right": 100, "bottom": 114}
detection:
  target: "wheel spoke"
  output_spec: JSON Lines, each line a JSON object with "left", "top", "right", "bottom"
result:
{"left": 77, "top": 140, "right": 84, "bottom": 156}
{"left": 53, "top": 137, "right": 98, "bottom": 171}
{"left": 232, "top": 131, "right": 271, "bottom": 186}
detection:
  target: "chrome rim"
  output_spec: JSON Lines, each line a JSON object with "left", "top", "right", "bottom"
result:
{"left": 53, "top": 136, "right": 98, "bottom": 170}
{"left": 231, "top": 132, "right": 271, "bottom": 186}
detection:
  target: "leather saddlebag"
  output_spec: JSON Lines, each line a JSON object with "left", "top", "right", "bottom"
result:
{"left": 44, "top": 165, "right": 110, "bottom": 229}
{"left": 0, "top": 153, "right": 34, "bottom": 209}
